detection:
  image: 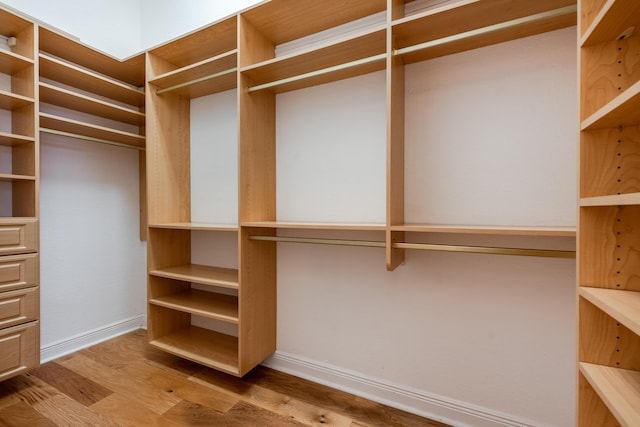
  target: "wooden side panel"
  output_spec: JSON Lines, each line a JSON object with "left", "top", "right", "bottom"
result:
{"left": 0, "top": 286, "right": 38, "bottom": 329}
{"left": 580, "top": 206, "right": 640, "bottom": 290}
{"left": 238, "top": 15, "right": 274, "bottom": 68}
{"left": 238, "top": 227, "right": 276, "bottom": 375}
{"left": 578, "top": 371, "right": 620, "bottom": 427}
{"left": 0, "top": 321, "right": 39, "bottom": 382}
{"left": 0, "top": 253, "right": 38, "bottom": 293}
{"left": 580, "top": 297, "right": 640, "bottom": 370}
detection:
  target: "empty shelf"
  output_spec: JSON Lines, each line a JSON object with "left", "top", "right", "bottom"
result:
{"left": 581, "top": 80, "right": 640, "bottom": 131}
{"left": 149, "top": 223, "right": 238, "bottom": 231}
{"left": 149, "top": 264, "right": 239, "bottom": 289}
{"left": 0, "top": 49, "right": 33, "bottom": 74}
{"left": 150, "top": 289, "right": 238, "bottom": 324}
{"left": 0, "top": 90, "right": 34, "bottom": 111}
{"left": 0, "top": 132, "right": 34, "bottom": 147}
{"left": 581, "top": 193, "right": 640, "bottom": 207}
{"left": 581, "top": 0, "right": 640, "bottom": 46}
{"left": 393, "top": 224, "right": 576, "bottom": 237}
{"left": 40, "top": 113, "right": 145, "bottom": 148}
{"left": 242, "top": 221, "right": 386, "bottom": 231}
{"left": 580, "top": 287, "right": 640, "bottom": 336}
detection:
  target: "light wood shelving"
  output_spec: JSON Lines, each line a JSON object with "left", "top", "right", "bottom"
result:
{"left": 150, "top": 289, "right": 238, "bottom": 324}
{"left": 392, "top": 224, "right": 577, "bottom": 237}
{"left": 0, "top": 5, "right": 39, "bottom": 382}
{"left": 149, "top": 264, "right": 239, "bottom": 290}
{"left": 578, "top": 0, "right": 640, "bottom": 424}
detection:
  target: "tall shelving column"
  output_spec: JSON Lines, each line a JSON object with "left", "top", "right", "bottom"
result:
{"left": 0, "top": 7, "right": 39, "bottom": 381}
{"left": 578, "top": 0, "right": 640, "bottom": 425}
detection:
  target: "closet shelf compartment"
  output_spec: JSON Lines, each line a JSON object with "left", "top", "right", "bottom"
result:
{"left": 0, "top": 90, "right": 34, "bottom": 111}
{"left": 39, "top": 27, "right": 145, "bottom": 87}
{"left": 581, "top": 80, "right": 640, "bottom": 131}
{"left": 149, "top": 264, "right": 239, "bottom": 290}
{"left": 0, "top": 49, "right": 33, "bottom": 74}
{"left": 39, "top": 113, "right": 145, "bottom": 149}
{"left": 580, "top": 193, "right": 640, "bottom": 206}
{"left": 240, "top": 0, "right": 386, "bottom": 48}
{"left": 149, "top": 223, "right": 238, "bottom": 232}
{"left": 393, "top": 224, "right": 576, "bottom": 236}
{"left": 150, "top": 289, "right": 238, "bottom": 324}
{"left": 392, "top": 0, "right": 576, "bottom": 64}
{"left": 242, "top": 221, "right": 386, "bottom": 231}
{"left": 579, "top": 362, "right": 640, "bottom": 427}
{"left": 580, "top": 287, "right": 640, "bottom": 336}
{"left": 39, "top": 53, "right": 145, "bottom": 107}
{"left": 0, "top": 132, "right": 34, "bottom": 147}
{"left": 0, "top": 174, "right": 36, "bottom": 182}
{"left": 149, "top": 326, "right": 239, "bottom": 376}
{"left": 39, "top": 82, "right": 145, "bottom": 126}
{"left": 149, "top": 50, "right": 237, "bottom": 98}
{"left": 241, "top": 28, "right": 386, "bottom": 94}
{"left": 580, "top": 0, "right": 640, "bottom": 46}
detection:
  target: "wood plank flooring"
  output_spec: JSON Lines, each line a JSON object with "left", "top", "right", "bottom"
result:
{"left": 0, "top": 330, "right": 450, "bottom": 426}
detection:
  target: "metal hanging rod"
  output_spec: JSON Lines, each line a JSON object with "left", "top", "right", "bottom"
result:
{"left": 40, "top": 128, "right": 145, "bottom": 151}
{"left": 247, "top": 53, "right": 387, "bottom": 93}
{"left": 156, "top": 67, "right": 238, "bottom": 95}
{"left": 394, "top": 5, "right": 578, "bottom": 57}
{"left": 248, "top": 235, "right": 575, "bottom": 259}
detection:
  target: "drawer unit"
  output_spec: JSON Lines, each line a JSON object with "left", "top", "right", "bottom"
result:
{"left": 0, "top": 287, "right": 38, "bottom": 329}
{"left": 0, "top": 219, "right": 38, "bottom": 255}
{"left": 0, "top": 321, "right": 39, "bottom": 382}
{"left": 0, "top": 254, "right": 38, "bottom": 293}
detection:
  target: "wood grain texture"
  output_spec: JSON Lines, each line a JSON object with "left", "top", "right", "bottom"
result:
{"left": 0, "top": 330, "right": 449, "bottom": 426}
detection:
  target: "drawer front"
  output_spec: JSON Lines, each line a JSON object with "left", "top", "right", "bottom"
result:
{"left": 0, "top": 287, "right": 38, "bottom": 329}
{"left": 0, "top": 254, "right": 38, "bottom": 293}
{"left": 0, "top": 220, "right": 38, "bottom": 255}
{"left": 0, "top": 321, "right": 39, "bottom": 381}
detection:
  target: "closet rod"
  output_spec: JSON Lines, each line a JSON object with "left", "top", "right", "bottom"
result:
{"left": 394, "top": 5, "right": 577, "bottom": 57}
{"left": 248, "top": 235, "right": 575, "bottom": 258}
{"left": 40, "top": 128, "right": 145, "bottom": 151}
{"left": 247, "top": 53, "right": 387, "bottom": 93}
{"left": 155, "top": 67, "right": 237, "bottom": 95}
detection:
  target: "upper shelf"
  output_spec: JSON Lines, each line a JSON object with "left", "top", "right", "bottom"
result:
{"left": 39, "top": 27, "right": 145, "bottom": 87}
{"left": 39, "top": 53, "right": 144, "bottom": 107}
{"left": 0, "top": 90, "right": 34, "bottom": 111}
{"left": 581, "top": 0, "right": 640, "bottom": 46}
{"left": 39, "top": 82, "right": 145, "bottom": 126}
{"left": 0, "top": 49, "right": 33, "bottom": 75}
{"left": 581, "top": 80, "right": 640, "bottom": 131}
{"left": 0, "top": 132, "right": 34, "bottom": 147}
{"left": 149, "top": 50, "right": 238, "bottom": 98}
{"left": 242, "top": 221, "right": 386, "bottom": 231}
{"left": 240, "top": 0, "right": 386, "bottom": 46}
{"left": 392, "top": 0, "right": 576, "bottom": 63}
{"left": 149, "top": 223, "right": 238, "bottom": 232}
{"left": 393, "top": 224, "right": 576, "bottom": 237}
{"left": 580, "top": 287, "right": 640, "bottom": 336}
{"left": 0, "top": 7, "right": 33, "bottom": 39}
{"left": 581, "top": 193, "right": 640, "bottom": 207}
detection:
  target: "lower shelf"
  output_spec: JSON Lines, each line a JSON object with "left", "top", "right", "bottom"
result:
{"left": 149, "top": 326, "right": 239, "bottom": 376}
{"left": 580, "top": 362, "right": 640, "bottom": 427}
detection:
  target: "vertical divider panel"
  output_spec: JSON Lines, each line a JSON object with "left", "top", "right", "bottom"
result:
{"left": 237, "top": 14, "right": 277, "bottom": 375}
{"left": 386, "top": 0, "right": 405, "bottom": 271}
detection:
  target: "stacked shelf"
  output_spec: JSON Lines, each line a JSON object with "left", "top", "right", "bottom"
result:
{"left": 578, "top": 0, "right": 640, "bottom": 424}
{"left": 0, "top": 6, "right": 39, "bottom": 382}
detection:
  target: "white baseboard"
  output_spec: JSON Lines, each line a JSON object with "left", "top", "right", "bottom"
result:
{"left": 262, "top": 351, "right": 542, "bottom": 427}
{"left": 40, "top": 315, "right": 146, "bottom": 363}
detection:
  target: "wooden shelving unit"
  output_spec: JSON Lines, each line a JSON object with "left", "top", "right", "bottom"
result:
{"left": 0, "top": 5, "right": 39, "bottom": 382}
{"left": 578, "top": 0, "right": 640, "bottom": 424}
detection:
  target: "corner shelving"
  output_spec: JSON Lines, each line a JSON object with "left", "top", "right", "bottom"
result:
{"left": 578, "top": 0, "right": 640, "bottom": 424}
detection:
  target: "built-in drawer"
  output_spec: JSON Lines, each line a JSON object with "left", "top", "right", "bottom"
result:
{"left": 0, "top": 287, "right": 38, "bottom": 329}
{"left": 0, "top": 320, "right": 39, "bottom": 382}
{"left": 0, "top": 219, "right": 38, "bottom": 255}
{"left": 0, "top": 254, "right": 38, "bottom": 293}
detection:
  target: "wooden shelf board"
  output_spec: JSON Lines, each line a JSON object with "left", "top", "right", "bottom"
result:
{"left": 240, "top": 0, "right": 386, "bottom": 46}
{"left": 580, "top": 193, "right": 640, "bottom": 207}
{"left": 0, "top": 132, "right": 34, "bottom": 147}
{"left": 582, "top": 80, "right": 640, "bottom": 131}
{"left": 39, "top": 113, "right": 145, "bottom": 148}
{"left": 149, "top": 222, "right": 238, "bottom": 231}
{"left": 393, "top": 0, "right": 576, "bottom": 53}
{"left": 394, "top": 224, "right": 576, "bottom": 237}
{"left": 580, "top": 363, "right": 640, "bottom": 427}
{"left": 0, "top": 173, "right": 36, "bottom": 182}
{"left": 0, "top": 90, "right": 34, "bottom": 111}
{"left": 0, "top": 8, "right": 33, "bottom": 37}
{"left": 148, "top": 16, "right": 237, "bottom": 69}
{"left": 241, "top": 28, "right": 385, "bottom": 90}
{"left": 0, "top": 49, "right": 33, "bottom": 74}
{"left": 581, "top": 0, "right": 640, "bottom": 46}
{"left": 39, "top": 53, "right": 144, "bottom": 107}
{"left": 242, "top": 221, "right": 386, "bottom": 231}
{"left": 149, "top": 264, "right": 239, "bottom": 289}
{"left": 39, "top": 82, "right": 145, "bottom": 126}
{"left": 580, "top": 287, "right": 640, "bottom": 337}
{"left": 150, "top": 50, "right": 238, "bottom": 98}
{"left": 39, "top": 27, "right": 145, "bottom": 87}
{"left": 149, "top": 326, "right": 239, "bottom": 376}
{"left": 150, "top": 289, "right": 238, "bottom": 324}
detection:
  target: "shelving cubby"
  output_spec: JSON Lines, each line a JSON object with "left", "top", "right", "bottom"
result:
{"left": 578, "top": 0, "right": 640, "bottom": 424}
{"left": 0, "top": 5, "right": 39, "bottom": 382}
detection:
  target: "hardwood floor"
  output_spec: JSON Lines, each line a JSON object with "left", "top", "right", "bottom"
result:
{"left": 0, "top": 330, "right": 450, "bottom": 426}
